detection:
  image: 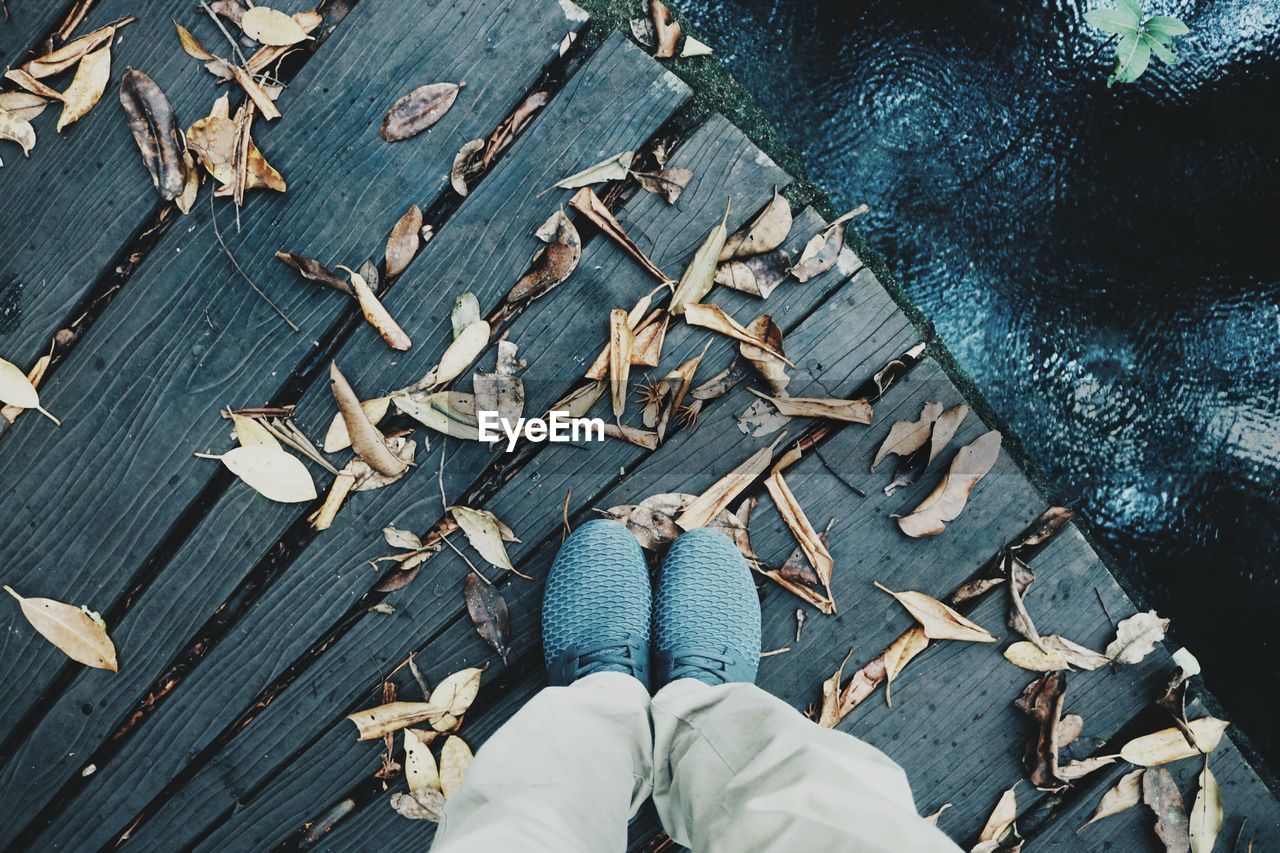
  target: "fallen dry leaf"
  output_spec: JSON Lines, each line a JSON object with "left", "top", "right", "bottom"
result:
{"left": 715, "top": 249, "right": 792, "bottom": 299}
{"left": 632, "top": 166, "right": 693, "bottom": 203}
{"left": 555, "top": 150, "right": 634, "bottom": 189}
{"left": 482, "top": 90, "right": 548, "bottom": 169}
{"left": 347, "top": 700, "right": 447, "bottom": 741}
{"left": 609, "top": 309, "right": 635, "bottom": 418}
{"left": 23, "top": 17, "right": 133, "bottom": 77}
{"left": 1120, "top": 718, "right": 1229, "bottom": 767}
{"left": 1144, "top": 767, "right": 1191, "bottom": 853}
{"left": 1003, "top": 635, "right": 1110, "bottom": 672}
{"left": 739, "top": 315, "right": 789, "bottom": 395}
{"left": 439, "top": 736, "right": 473, "bottom": 799}
{"left": 0, "top": 91, "right": 50, "bottom": 121}
{"left": 973, "top": 784, "right": 1020, "bottom": 852}
{"left": 450, "top": 138, "right": 484, "bottom": 196}
{"left": 0, "top": 356, "right": 59, "bottom": 424}
{"left": 896, "top": 430, "right": 1002, "bottom": 537}
{"left": 404, "top": 728, "right": 441, "bottom": 794}
{"left": 681, "top": 35, "right": 713, "bottom": 57}
{"left": 473, "top": 340, "right": 524, "bottom": 430}
{"left": 1104, "top": 610, "right": 1169, "bottom": 664}
{"left": 751, "top": 389, "right": 873, "bottom": 425}
{"left": 1015, "top": 672, "right": 1070, "bottom": 792}
{"left": 871, "top": 401, "right": 944, "bottom": 470}
{"left": 882, "top": 626, "right": 928, "bottom": 706}
{"left": 649, "top": 0, "right": 681, "bottom": 57}
{"left": 382, "top": 82, "right": 461, "bottom": 142}
{"left": 875, "top": 582, "right": 997, "bottom": 643}
{"left": 393, "top": 391, "right": 482, "bottom": 441}
{"left": 507, "top": 210, "right": 581, "bottom": 303}
{"left": 792, "top": 206, "right": 867, "bottom": 282}
{"left": 450, "top": 506, "right": 517, "bottom": 573}
{"left": 323, "top": 396, "right": 390, "bottom": 453}
{"left": 174, "top": 21, "right": 216, "bottom": 61}
{"left": 1189, "top": 763, "right": 1222, "bottom": 853}
{"left": 55, "top": 44, "right": 111, "bottom": 132}
{"left": 4, "top": 586, "right": 117, "bottom": 671}
{"left": 385, "top": 204, "right": 423, "bottom": 278}
{"left": 0, "top": 107, "right": 37, "bottom": 159}
{"left": 721, "top": 188, "right": 790, "bottom": 260}
{"left": 331, "top": 362, "right": 409, "bottom": 477}
{"left": 677, "top": 434, "right": 781, "bottom": 530}
{"left": 1059, "top": 754, "right": 1118, "bottom": 781}
{"left": 569, "top": 186, "right": 669, "bottom": 282}
{"left": 464, "top": 572, "right": 512, "bottom": 664}
{"left": 232, "top": 413, "right": 280, "bottom": 449}
{"left": 241, "top": 5, "right": 310, "bottom": 45}
{"left": 342, "top": 266, "right": 411, "bottom": 351}
{"left": 670, "top": 200, "right": 731, "bottom": 314}
{"left": 452, "top": 292, "right": 481, "bottom": 337}
{"left": 683, "top": 303, "right": 789, "bottom": 363}
{"left": 766, "top": 463, "right": 835, "bottom": 608}
{"left": 197, "top": 444, "right": 317, "bottom": 502}
{"left": 416, "top": 320, "right": 489, "bottom": 388}
{"left": 391, "top": 788, "right": 446, "bottom": 821}
{"left": 429, "top": 667, "right": 484, "bottom": 732}
{"left": 275, "top": 251, "right": 352, "bottom": 294}
{"left": 0, "top": 352, "right": 51, "bottom": 424}
{"left": 882, "top": 403, "right": 969, "bottom": 495}
{"left": 1082, "top": 768, "right": 1145, "bottom": 829}
{"left": 119, "top": 70, "right": 187, "bottom": 200}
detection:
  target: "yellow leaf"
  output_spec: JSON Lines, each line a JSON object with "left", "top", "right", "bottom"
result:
{"left": 438, "top": 736, "right": 473, "bottom": 799}
{"left": 449, "top": 506, "right": 516, "bottom": 572}
{"left": 56, "top": 45, "right": 112, "bottom": 132}
{"left": 874, "top": 582, "right": 997, "bottom": 643}
{"left": 4, "top": 586, "right": 118, "bottom": 671}
{"left": 670, "top": 199, "right": 730, "bottom": 313}
{"left": 0, "top": 356, "right": 59, "bottom": 424}
{"left": 896, "top": 430, "right": 1002, "bottom": 537}
{"left": 1082, "top": 768, "right": 1144, "bottom": 828}
{"left": 404, "top": 728, "right": 441, "bottom": 794}
{"left": 323, "top": 396, "right": 391, "bottom": 453}
{"left": 1189, "top": 764, "right": 1223, "bottom": 853}
{"left": 1120, "top": 717, "right": 1229, "bottom": 767}
{"left": 346, "top": 701, "right": 447, "bottom": 741}
{"left": 197, "top": 445, "right": 317, "bottom": 503}
{"left": 429, "top": 667, "right": 484, "bottom": 732}
{"left": 231, "top": 413, "right": 281, "bottom": 449}
{"left": 240, "top": 6, "right": 310, "bottom": 46}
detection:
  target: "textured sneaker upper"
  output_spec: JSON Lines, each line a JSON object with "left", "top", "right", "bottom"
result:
{"left": 654, "top": 528, "right": 761, "bottom": 686}
{"left": 542, "top": 519, "right": 652, "bottom": 687}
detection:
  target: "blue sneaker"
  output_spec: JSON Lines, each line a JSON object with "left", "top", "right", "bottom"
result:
{"left": 543, "top": 519, "right": 651, "bottom": 688}
{"left": 654, "top": 528, "right": 761, "bottom": 687}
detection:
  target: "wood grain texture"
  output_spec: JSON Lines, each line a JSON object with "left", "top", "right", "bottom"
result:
{"left": 0, "top": 0, "right": 590, "bottom": 845}
{"left": 21, "top": 33, "right": 690, "bottom": 853}
{"left": 0, "top": 1, "right": 65, "bottom": 69}
{"left": 127, "top": 115, "right": 801, "bottom": 852}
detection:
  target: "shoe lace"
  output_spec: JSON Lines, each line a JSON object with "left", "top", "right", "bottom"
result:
{"left": 571, "top": 635, "right": 644, "bottom": 679}
{"left": 667, "top": 650, "right": 735, "bottom": 683}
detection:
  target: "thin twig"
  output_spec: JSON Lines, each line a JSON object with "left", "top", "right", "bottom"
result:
{"left": 209, "top": 194, "right": 300, "bottom": 332}
{"left": 561, "top": 488, "right": 572, "bottom": 542}
{"left": 199, "top": 0, "right": 250, "bottom": 68}
{"left": 440, "top": 532, "right": 491, "bottom": 584}
{"left": 760, "top": 647, "right": 792, "bottom": 657}
{"left": 437, "top": 437, "right": 448, "bottom": 513}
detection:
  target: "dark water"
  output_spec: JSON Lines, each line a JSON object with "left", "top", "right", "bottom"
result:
{"left": 681, "top": 0, "right": 1280, "bottom": 760}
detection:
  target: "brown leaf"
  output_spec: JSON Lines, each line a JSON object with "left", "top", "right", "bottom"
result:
{"left": 393, "top": 390, "right": 482, "bottom": 441}
{"left": 875, "top": 581, "right": 996, "bottom": 643}
{"left": 385, "top": 204, "right": 423, "bottom": 278}
{"left": 464, "top": 573, "right": 511, "bottom": 664}
{"left": 450, "top": 506, "right": 517, "bottom": 573}
{"left": 882, "top": 625, "right": 928, "bottom": 706}
{"left": 23, "top": 17, "right": 133, "bottom": 77}
{"left": 391, "top": 788, "right": 445, "bottom": 821}
{"left": 631, "top": 312, "right": 670, "bottom": 368}
{"left": 1082, "top": 768, "right": 1145, "bottom": 829}
{"left": 0, "top": 91, "right": 51, "bottom": 121}
{"left": 670, "top": 200, "right": 731, "bottom": 314}
{"left": 871, "top": 401, "right": 944, "bottom": 470}
{"left": 482, "top": 90, "right": 548, "bottom": 170}
{"left": 227, "top": 65, "right": 280, "bottom": 121}
{"left": 653, "top": 340, "right": 706, "bottom": 440}
{"left": 752, "top": 389, "right": 874, "bottom": 424}
{"left": 791, "top": 205, "right": 867, "bottom": 282}
{"left": 174, "top": 21, "right": 217, "bottom": 61}
{"left": 608, "top": 308, "right": 634, "bottom": 418}
{"left": 720, "top": 188, "right": 791, "bottom": 260}
{"left": 404, "top": 727, "right": 441, "bottom": 794}
{"left": 275, "top": 251, "right": 353, "bottom": 294}
{"left": 881, "top": 403, "right": 969, "bottom": 496}
{"left": 1189, "top": 764, "right": 1223, "bottom": 853}
{"left": 818, "top": 648, "right": 854, "bottom": 728}
{"left": 1120, "top": 718, "right": 1229, "bottom": 767}
{"left": 429, "top": 666, "right": 485, "bottom": 732}
{"left": 1003, "top": 634, "right": 1111, "bottom": 672}
{"left": 344, "top": 266, "right": 412, "bottom": 351}
{"left": 677, "top": 434, "right": 781, "bottom": 530}
{"left": 53, "top": 44, "right": 111, "bottom": 132}
{"left": 330, "top": 361, "right": 409, "bottom": 477}
{"left": 1006, "top": 553, "right": 1042, "bottom": 645}
{"left": 4, "top": 586, "right": 118, "bottom": 671}
{"left": 1104, "top": 610, "right": 1169, "bottom": 664}
{"left": 632, "top": 166, "right": 694, "bottom": 203}
{"left": 323, "top": 396, "right": 391, "bottom": 453}
{"left": 766, "top": 465, "right": 835, "bottom": 607}
{"left": 507, "top": 210, "right": 582, "bottom": 303}
{"left": 1014, "top": 672, "right": 1070, "bottom": 792}
{"left": 975, "top": 784, "right": 1020, "bottom": 849}
{"left": 684, "top": 303, "right": 790, "bottom": 363}
{"left": 1059, "top": 754, "right": 1118, "bottom": 781}
{"left": 1144, "top": 767, "right": 1191, "bottom": 853}
{"left": 715, "top": 249, "right": 792, "bottom": 299}
{"left": 381, "top": 82, "right": 461, "bottom": 142}
{"left": 896, "top": 430, "right": 1002, "bottom": 537}
{"left": 650, "top": 0, "right": 681, "bottom": 58}
{"left": 119, "top": 70, "right": 187, "bottom": 201}
{"left": 346, "top": 700, "right": 447, "bottom": 741}
{"left": 569, "top": 187, "right": 669, "bottom": 282}
{"left": 450, "top": 138, "right": 484, "bottom": 196}
{"left": 473, "top": 340, "right": 524, "bottom": 428}
{"left": 738, "top": 315, "right": 790, "bottom": 394}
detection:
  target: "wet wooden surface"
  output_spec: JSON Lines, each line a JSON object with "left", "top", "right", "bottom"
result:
{"left": 0, "top": 0, "right": 1275, "bottom": 849}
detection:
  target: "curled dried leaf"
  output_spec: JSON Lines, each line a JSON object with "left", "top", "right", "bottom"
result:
{"left": 55, "top": 44, "right": 111, "bottom": 132}
{"left": 330, "top": 362, "right": 408, "bottom": 477}
{"left": 569, "top": 187, "right": 668, "bottom": 281}
{"left": 4, "top": 586, "right": 118, "bottom": 671}
{"left": 715, "top": 249, "right": 792, "bottom": 299}
{"left": 381, "top": 82, "right": 461, "bottom": 142}
{"left": 670, "top": 200, "right": 731, "bottom": 314}
{"left": 0, "top": 92, "right": 50, "bottom": 121}
{"left": 347, "top": 700, "right": 447, "bottom": 741}
{"left": 632, "top": 166, "right": 693, "bottom": 203}
{"left": 429, "top": 667, "right": 484, "bottom": 731}
{"left": 0, "top": 356, "right": 59, "bottom": 424}
{"left": 119, "top": 70, "right": 187, "bottom": 200}
{"left": 751, "top": 389, "right": 873, "bottom": 425}
{"left": 23, "top": 17, "right": 133, "bottom": 77}
{"left": 738, "top": 315, "right": 789, "bottom": 394}
{"left": 275, "top": 251, "right": 352, "bottom": 294}
{"left": 608, "top": 309, "right": 634, "bottom": 418}
{"left": 677, "top": 434, "right": 782, "bottom": 530}
{"left": 875, "top": 582, "right": 996, "bottom": 643}
{"left": 450, "top": 506, "right": 517, "bottom": 573}
{"left": 0, "top": 107, "right": 37, "bottom": 157}
{"left": 720, "top": 188, "right": 791, "bottom": 260}
{"left": 896, "top": 430, "right": 1002, "bottom": 537}
{"left": 792, "top": 205, "right": 867, "bottom": 282}
{"left": 483, "top": 90, "right": 548, "bottom": 169}
{"left": 418, "top": 320, "right": 489, "bottom": 388}
{"left": 385, "top": 204, "right": 423, "bottom": 279}
{"left": 1015, "top": 672, "right": 1069, "bottom": 792}
{"left": 1082, "top": 768, "right": 1144, "bottom": 829}
{"left": 394, "top": 391, "right": 482, "bottom": 441}
{"left": 684, "top": 303, "right": 790, "bottom": 363}
{"left": 464, "top": 572, "right": 512, "bottom": 663}
{"left": 871, "top": 401, "right": 944, "bottom": 470}
{"left": 555, "top": 150, "right": 634, "bottom": 189}
{"left": 507, "top": 210, "right": 581, "bottom": 303}
{"left": 323, "top": 396, "right": 390, "bottom": 453}
{"left": 450, "top": 138, "right": 484, "bottom": 196}
{"left": 344, "top": 267, "right": 412, "bottom": 351}
{"left": 174, "top": 21, "right": 216, "bottom": 61}
{"left": 766, "top": 465, "right": 835, "bottom": 607}
{"left": 404, "top": 728, "right": 441, "bottom": 794}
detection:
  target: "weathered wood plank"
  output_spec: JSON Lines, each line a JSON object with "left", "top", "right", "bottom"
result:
{"left": 179, "top": 243, "right": 912, "bottom": 849}
{"left": 0, "top": 0, "right": 592, "bottom": 843}
{"left": 0, "top": 2, "right": 64, "bottom": 68}
{"left": 1032, "top": 716, "right": 1280, "bottom": 850}
{"left": 0, "top": 0, "right": 326, "bottom": 364}
{"left": 19, "top": 35, "right": 690, "bottom": 852}
{"left": 120, "top": 118, "right": 800, "bottom": 851}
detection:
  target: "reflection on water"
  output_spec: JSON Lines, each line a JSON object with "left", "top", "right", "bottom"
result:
{"left": 681, "top": 0, "right": 1280, "bottom": 757}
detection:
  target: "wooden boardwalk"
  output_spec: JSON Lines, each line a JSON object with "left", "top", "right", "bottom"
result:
{"left": 0, "top": 1, "right": 1276, "bottom": 849}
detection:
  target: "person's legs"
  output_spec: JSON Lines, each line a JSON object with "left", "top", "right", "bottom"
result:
{"left": 649, "top": 528, "right": 961, "bottom": 853}
{"left": 431, "top": 520, "right": 655, "bottom": 853}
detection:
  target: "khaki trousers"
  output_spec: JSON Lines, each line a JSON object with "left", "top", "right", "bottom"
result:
{"left": 431, "top": 672, "right": 961, "bottom": 852}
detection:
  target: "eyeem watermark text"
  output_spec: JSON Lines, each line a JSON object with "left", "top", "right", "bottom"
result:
{"left": 478, "top": 410, "right": 605, "bottom": 452}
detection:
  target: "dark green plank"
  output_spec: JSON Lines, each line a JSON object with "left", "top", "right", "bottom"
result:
{"left": 0, "top": 0, "right": 62, "bottom": 68}
{"left": 0, "top": 0, "right": 592, "bottom": 844}
{"left": 21, "top": 35, "right": 690, "bottom": 852}
{"left": 125, "top": 118, "right": 798, "bottom": 851}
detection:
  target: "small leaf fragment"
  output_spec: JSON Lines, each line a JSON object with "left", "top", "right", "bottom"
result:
{"left": 391, "top": 788, "right": 446, "bottom": 821}
{"left": 683, "top": 303, "right": 789, "bottom": 363}
{"left": 554, "top": 150, "right": 634, "bottom": 189}
{"left": 569, "top": 187, "right": 669, "bottom": 282}
{"left": 4, "top": 586, "right": 118, "bottom": 671}
{"left": 451, "top": 293, "right": 481, "bottom": 338}
{"left": 381, "top": 82, "right": 461, "bottom": 142}
{"left": 681, "top": 35, "right": 713, "bottom": 57}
